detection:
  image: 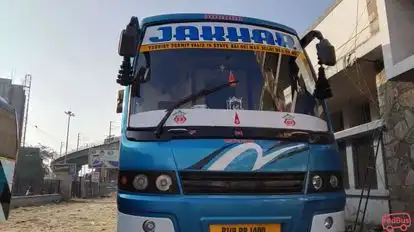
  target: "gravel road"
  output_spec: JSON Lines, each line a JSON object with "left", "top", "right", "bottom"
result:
{"left": 0, "top": 198, "right": 117, "bottom": 232}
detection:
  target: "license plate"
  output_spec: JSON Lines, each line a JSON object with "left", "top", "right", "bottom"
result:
{"left": 209, "top": 224, "right": 281, "bottom": 232}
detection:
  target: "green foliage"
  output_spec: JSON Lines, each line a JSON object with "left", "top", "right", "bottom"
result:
{"left": 16, "top": 144, "right": 58, "bottom": 181}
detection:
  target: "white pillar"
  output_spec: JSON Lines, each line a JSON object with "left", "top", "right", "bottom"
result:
{"left": 373, "top": 138, "right": 386, "bottom": 191}
{"left": 342, "top": 106, "right": 356, "bottom": 190}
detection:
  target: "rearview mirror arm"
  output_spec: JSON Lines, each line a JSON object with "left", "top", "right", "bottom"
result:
{"left": 301, "top": 30, "right": 335, "bottom": 133}
{"left": 117, "top": 17, "right": 140, "bottom": 86}
{"left": 300, "top": 30, "right": 324, "bottom": 49}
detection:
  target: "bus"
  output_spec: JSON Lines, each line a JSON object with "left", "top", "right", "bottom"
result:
{"left": 0, "top": 96, "right": 19, "bottom": 221}
{"left": 115, "top": 13, "right": 345, "bottom": 232}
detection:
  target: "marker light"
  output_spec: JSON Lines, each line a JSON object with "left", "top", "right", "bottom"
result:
{"left": 312, "top": 175, "right": 323, "bottom": 190}
{"left": 156, "top": 174, "right": 173, "bottom": 191}
{"left": 133, "top": 174, "right": 148, "bottom": 190}
{"left": 329, "top": 175, "right": 339, "bottom": 188}
{"left": 120, "top": 176, "right": 128, "bottom": 185}
{"left": 142, "top": 220, "right": 156, "bottom": 232}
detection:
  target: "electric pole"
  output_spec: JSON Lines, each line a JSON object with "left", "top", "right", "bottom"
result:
{"left": 64, "top": 111, "right": 75, "bottom": 164}
{"left": 22, "top": 74, "right": 32, "bottom": 147}
{"left": 109, "top": 121, "right": 113, "bottom": 138}
{"left": 109, "top": 121, "right": 119, "bottom": 138}
{"left": 76, "top": 133, "right": 80, "bottom": 151}
{"left": 59, "top": 142, "right": 64, "bottom": 156}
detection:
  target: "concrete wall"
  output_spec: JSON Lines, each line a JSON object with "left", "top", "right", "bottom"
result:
{"left": 335, "top": 105, "right": 389, "bottom": 224}
{"left": 386, "top": 0, "right": 414, "bottom": 64}
{"left": 304, "top": 0, "right": 381, "bottom": 79}
{"left": 9, "top": 85, "right": 25, "bottom": 140}
{"left": 345, "top": 195, "right": 389, "bottom": 225}
{"left": 0, "top": 78, "right": 25, "bottom": 141}
{"left": 378, "top": 0, "right": 414, "bottom": 80}
{"left": 0, "top": 78, "right": 12, "bottom": 102}
{"left": 377, "top": 72, "right": 414, "bottom": 216}
{"left": 303, "top": 0, "right": 414, "bottom": 227}
{"left": 55, "top": 173, "right": 73, "bottom": 200}
{"left": 10, "top": 194, "right": 62, "bottom": 208}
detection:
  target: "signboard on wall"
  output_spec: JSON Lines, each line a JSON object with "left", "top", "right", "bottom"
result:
{"left": 91, "top": 172, "right": 100, "bottom": 183}
{"left": 104, "top": 136, "right": 120, "bottom": 144}
{"left": 88, "top": 149, "right": 119, "bottom": 168}
{"left": 51, "top": 163, "right": 77, "bottom": 176}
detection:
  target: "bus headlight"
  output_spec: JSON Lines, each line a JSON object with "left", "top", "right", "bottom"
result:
{"left": 133, "top": 174, "right": 148, "bottom": 190}
{"left": 156, "top": 174, "right": 173, "bottom": 191}
{"left": 307, "top": 171, "right": 343, "bottom": 193}
{"left": 118, "top": 170, "right": 179, "bottom": 194}
{"left": 329, "top": 175, "right": 339, "bottom": 188}
{"left": 312, "top": 175, "right": 323, "bottom": 190}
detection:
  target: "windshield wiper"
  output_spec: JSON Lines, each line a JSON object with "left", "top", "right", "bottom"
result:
{"left": 153, "top": 80, "right": 239, "bottom": 138}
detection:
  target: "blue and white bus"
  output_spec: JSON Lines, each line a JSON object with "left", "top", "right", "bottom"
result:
{"left": 0, "top": 96, "right": 19, "bottom": 221}
{"left": 115, "top": 13, "right": 345, "bottom": 232}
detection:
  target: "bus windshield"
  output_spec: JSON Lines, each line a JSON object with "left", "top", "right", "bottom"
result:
{"left": 130, "top": 49, "right": 322, "bottom": 114}
{"left": 129, "top": 23, "right": 324, "bottom": 125}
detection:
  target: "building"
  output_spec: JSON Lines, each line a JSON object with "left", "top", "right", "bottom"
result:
{"left": 304, "top": 0, "right": 414, "bottom": 226}
{"left": 12, "top": 147, "right": 44, "bottom": 195}
{"left": 0, "top": 77, "right": 26, "bottom": 141}
{"left": 0, "top": 78, "right": 12, "bottom": 101}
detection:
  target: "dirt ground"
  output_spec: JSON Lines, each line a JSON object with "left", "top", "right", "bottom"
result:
{"left": 0, "top": 198, "right": 117, "bottom": 232}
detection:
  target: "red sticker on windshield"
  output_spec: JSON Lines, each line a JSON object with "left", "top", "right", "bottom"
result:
{"left": 283, "top": 114, "right": 296, "bottom": 127}
{"left": 234, "top": 112, "right": 240, "bottom": 125}
{"left": 228, "top": 71, "right": 236, "bottom": 87}
{"left": 173, "top": 110, "right": 187, "bottom": 124}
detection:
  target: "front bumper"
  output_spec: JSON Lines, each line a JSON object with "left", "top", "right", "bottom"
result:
{"left": 117, "top": 192, "right": 345, "bottom": 232}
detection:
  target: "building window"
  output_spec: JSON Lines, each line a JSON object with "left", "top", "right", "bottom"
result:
{"left": 352, "top": 135, "right": 378, "bottom": 189}
{"left": 331, "top": 111, "right": 344, "bottom": 132}
{"left": 338, "top": 141, "right": 350, "bottom": 189}
{"left": 350, "top": 102, "right": 371, "bottom": 128}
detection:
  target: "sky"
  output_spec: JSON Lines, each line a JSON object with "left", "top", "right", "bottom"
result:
{"left": 0, "top": 0, "right": 334, "bottom": 153}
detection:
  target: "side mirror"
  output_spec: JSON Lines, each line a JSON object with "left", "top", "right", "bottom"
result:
{"left": 118, "top": 17, "right": 139, "bottom": 57}
{"left": 316, "top": 39, "right": 336, "bottom": 66}
{"left": 116, "top": 89, "right": 124, "bottom": 114}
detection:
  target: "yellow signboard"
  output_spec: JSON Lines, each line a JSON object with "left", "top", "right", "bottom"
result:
{"left": 140, "top": 42, "right": 302, "bottom": 57}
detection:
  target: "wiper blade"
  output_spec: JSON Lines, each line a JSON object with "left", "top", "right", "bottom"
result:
{"left": 154, "top": 79, "right": 238, "bottom": 138}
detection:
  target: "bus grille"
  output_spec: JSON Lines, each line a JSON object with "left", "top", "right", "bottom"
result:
{"left": 179, "top": 171, "right": 306, "bottom": 195}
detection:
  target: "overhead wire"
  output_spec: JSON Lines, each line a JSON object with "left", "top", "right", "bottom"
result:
{"left": 307, "top": 0, "right": 380, "bottom": 112}
{"left": 310, "top": 0, "right": 375, "bottom": 70}
{"left": 29, "top": 123, "right": 85, "bottom": 156}
{"left": 343, "top": 0, "right": 379, "bottom": 108}
{"left": 308, "top": 0, "right": 387, "bottom": 186}
{"left": 341, "top": 1, "right": 389, "bottom": 231}
{"left": 348, "top": 0, "right": 386, "bottom": 196}
{"left": 336, "top": 0, "right": 375, "bottom": 57}
{"left": 29, "top": 123, "right": 62, "bottom": 149}
{"left": 306, "top": 0, "right": 388, "bottom": 229}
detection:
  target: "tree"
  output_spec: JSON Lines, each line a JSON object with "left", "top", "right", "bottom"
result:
{"left": 37, "top": 143, "right": 58, "bottom": 176}
{"left": 37, "top": 143, "right": 58, "bottom": 159}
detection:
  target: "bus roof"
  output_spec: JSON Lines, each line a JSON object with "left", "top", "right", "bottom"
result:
{"left": 140, "top": 13, "right": 298, "bottom": 35}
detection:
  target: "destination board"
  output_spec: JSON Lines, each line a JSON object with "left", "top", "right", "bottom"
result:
{"left": 140, "top": 22, "right": 302, "bottom": 56}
